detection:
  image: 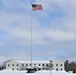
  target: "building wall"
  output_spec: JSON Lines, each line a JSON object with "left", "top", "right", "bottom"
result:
{"left": 20, "top": 63, "right": 50, "bottom": 70}
{"left": 6, "top": 60, "right": 50, "bottom": 70}
{"left": 24, "top": 63, "right": 50, "bottom": 70}
{"left": 6, "top": 60, "right": 64, "bottom": 71}
{"left": 6, "top": 60, "right": 21, "bottom": 70}
{"left": 52, "top": 60, "right": 64, "bottom": 71}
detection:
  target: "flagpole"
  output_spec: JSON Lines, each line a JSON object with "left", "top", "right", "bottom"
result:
{"left": 30, "top": 3, "right": 42, "bottom": 68}
{"left": 31, "top": 3, "right": 33, "bottom": 67}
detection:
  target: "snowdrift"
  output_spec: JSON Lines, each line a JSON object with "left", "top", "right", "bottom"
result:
{"left": 0, "top": 69, "right": 75, "bottom": 75}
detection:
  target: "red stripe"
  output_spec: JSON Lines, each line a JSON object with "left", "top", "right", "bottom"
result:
{"left": 32, "top": 4, "right": 42, "bottom": 11}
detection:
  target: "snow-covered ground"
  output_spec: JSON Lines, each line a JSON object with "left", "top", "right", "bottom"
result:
{"left": 0, "top": 69, "right": 75, "bottom": 75}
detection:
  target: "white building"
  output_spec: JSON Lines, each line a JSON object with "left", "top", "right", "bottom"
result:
{"left": 52, "top": 60, "right": 64, "bottom": 71}
{"left": 6, "top": 60, "right": 50, "bottom": 71}
{"left": 6, "top": 60, "right": 64, "bottom": 71}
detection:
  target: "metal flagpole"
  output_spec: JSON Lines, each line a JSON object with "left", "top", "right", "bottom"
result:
{"left": 30, "top": 2, "right": 42, "bottom": 68}
{"left": 31, "top": 3, "right": 33, "bottom": 67}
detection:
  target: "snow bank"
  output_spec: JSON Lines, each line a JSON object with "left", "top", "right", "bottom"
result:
{"left": 0, "top": 70, "right": 75, "bottom": 75}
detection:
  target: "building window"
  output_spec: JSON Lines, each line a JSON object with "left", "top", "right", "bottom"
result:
{"left": 17, "top": 64, "right": 19, "bottom": 66}
{"left": 39, "top": 64, "right": 40, "bottom": 66}
{"left": 38, "top": 68, "right": 41, "bottom": 70}
{"left": 22, "top": 64, "right": 24, "bottom": 66}
{"left": 61, "top": 68, "right": 62, "bottom": 70}
{"left": 12, "top": 69, "right": 14, "bottom": 70}
{"left": 56, "top": 64, "right": 58, "bottom": 66}
{"left": 30, "top": 64, "right": 31, "bottom": 66}
{"left": 17, "top": 69, "right": 18, "bottom": 70}
{"left": 42, "top": 64, "right": 44, "bottom": 66}
{"left": 60, "top": 64, "right": 62, "bottom": 66}
{"left": 8, "top": 64, "right": 10, "bottom": 66}
{"left": 12, "top": 64, "right": 14, "bottom": 66}
{"left": 46, "top": 64, "right": 48, "bottom": 66}
{"left": 26, "top": 64, "right": 28, "bottom": 66}
{"left": 34, "top": 64, "right": 36, "bottom": 65}
{"left": 56, "top": 68, "right": 58, "bottom": 71}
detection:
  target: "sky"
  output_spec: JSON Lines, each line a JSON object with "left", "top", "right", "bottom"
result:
{"left": 0, "top": 0, "right": 76, "bottom": 62}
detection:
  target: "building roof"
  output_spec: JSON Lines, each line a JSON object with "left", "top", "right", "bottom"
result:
{"left": 52, "top": 60, "right": 64, "bottom": 63}
{"left": 15, "top": 60, "right": 50, "bottom": 64}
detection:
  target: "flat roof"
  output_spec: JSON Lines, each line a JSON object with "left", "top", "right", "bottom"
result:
{"left": 15, "top": 60, "right": 50, "bottom": 63}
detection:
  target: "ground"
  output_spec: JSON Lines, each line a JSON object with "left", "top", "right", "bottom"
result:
{"left": 0, "top": 70, "right": 75, "bottom": 75}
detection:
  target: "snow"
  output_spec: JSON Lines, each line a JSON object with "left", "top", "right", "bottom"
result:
{"left": 0, "top": 69, "right": 75, "bottom": 75}
{"left": 15, "top": 60, "right": 50, "bottom": 63}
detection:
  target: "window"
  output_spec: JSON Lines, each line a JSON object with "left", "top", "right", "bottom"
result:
{"left": 22, "top": 64, "right": 24, "bottom": 66}
{"left": 17, "top": 69, "right": 18, "bottom": 70}
{"left": 26, "top": 64, "right": 28, "bottom": 66}
{"left": 34, "top": 64, "right": 36, "bottom": 65}
{"left": 60, "top": 64, "right": 62, "bottom": 66}
{"left": 12, "top": 64, "right": 14, "bottom": 66}
{"left": 30, "top": 64, "right": 31, "bottom": 66}
{"left": 38, "top": 68, "right": 41, "bottom": 70}
{"left": 39, "top": 64, "right": 40, "bottom": 66}
{"left": 56, "top": 64, "right": 58, "bottom": 66}
{"left": 61, "top": 68, "right": 62, "bottom": 70}
{"left": 17, "top": 64, "right": 19, "bottom": 66}
{"left": 8, "top": 64, "right": 10, "bottom": 66}
{"left": 12, "top": 69, "right": 14, "bottom": 70}
{"left": 42, "top": 64, "right": 44, "bottom": 66}
{"left": 56, "top": 68, "right": 58, "bottom": 71}
{"left": 46, "top": 64, "right": 48, "bottom": 66}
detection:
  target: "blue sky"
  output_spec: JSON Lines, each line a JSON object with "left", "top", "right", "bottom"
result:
{"left": 0, "top": 0, "right": 76, "bottom": 61}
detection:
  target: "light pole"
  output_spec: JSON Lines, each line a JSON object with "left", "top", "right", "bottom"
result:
{"left": 49, "top": 61, "right": 53, "bottom": 75}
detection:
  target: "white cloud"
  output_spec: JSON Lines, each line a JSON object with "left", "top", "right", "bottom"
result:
{"left": 0, "top": 0, "right": 76, "bottom": 60}
{"left": 46, "top": 29, "right": 76, "bottom": 41}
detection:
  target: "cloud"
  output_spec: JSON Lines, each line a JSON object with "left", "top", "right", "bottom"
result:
{"left": 0, "top": 0, "right": 76, "bottom": 61}
{"left": 46, "top": 29, "right": 76, "bottom": 41}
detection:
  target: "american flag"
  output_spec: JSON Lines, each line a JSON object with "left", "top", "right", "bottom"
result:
{"left": 32, "top": 4, "right": 42, "bottom": 11}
